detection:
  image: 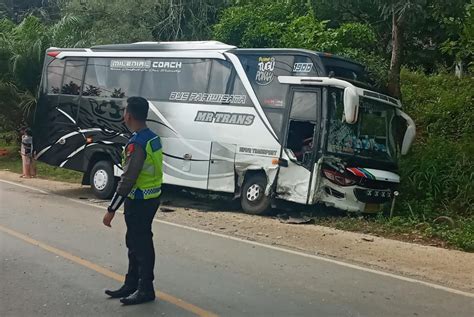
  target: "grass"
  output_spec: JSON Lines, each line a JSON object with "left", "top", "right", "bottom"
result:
{"left": 315, "top": 213, "right": 474, "bottom": 252}
{"left": 0, "top": 144, "right": 82, "bottom": 183}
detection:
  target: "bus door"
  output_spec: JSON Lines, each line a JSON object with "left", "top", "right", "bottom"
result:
{"left": 276, "top": 87, "right": 321, "bottom": 204}
{"left": 207, "top": 142, "right": 236, "bottom": 193}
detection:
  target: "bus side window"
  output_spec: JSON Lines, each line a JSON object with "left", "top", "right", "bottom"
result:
{"left": 82, "top": 58, "right": 141, "bottom": 99}
{"left": 61, "top": 60, "right": 86, "bottom": 96}
{"left": 83, "top": 58, "right": 108, "bottom": 97}
{"left": 207, "top": 60, "right": 251, "bottom": 106}
{"left": 229, "top": 66, "right": 251, "bottom": 106}
{"left": 207, "top": 60, "right": 231, "bottom": 96}
{"left": 46, "top": 59, "right": 65, "bottom": 94}
{"left": 56, "top": 59, "right": 86, "bottom": 124}
{"left": 290, "top": 91, "right": 318, "bottom": 121}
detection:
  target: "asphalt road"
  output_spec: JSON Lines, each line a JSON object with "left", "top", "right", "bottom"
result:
{"left": 0, "top": 180, "right": 473, "bottom": 317}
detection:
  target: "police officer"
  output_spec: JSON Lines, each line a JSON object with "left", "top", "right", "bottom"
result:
{"left": 102, "top": 96, "right": 163, "bottom": 305}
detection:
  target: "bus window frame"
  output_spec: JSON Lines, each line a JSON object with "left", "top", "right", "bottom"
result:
{"left": 58, "top": 58, "right": 87, "bottom": 123}
{"left": 45, "top": 58, "right": 66, "bottom": 95}
{"left": 281, "top": 86, "right": 323, "bottom": 169}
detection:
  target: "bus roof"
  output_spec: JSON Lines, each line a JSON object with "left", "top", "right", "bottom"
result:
{"left": 90, "top": 41, "right": 236, "bottom": 51}
{"left": 48, "top": 42, "right": 362, "bottom": 68}
{"left": 232, "top": 48, "right": 364, "bottom": 67}
{"left": 49, "top": 42, "right": 360, "bottom": 64}
{"left": 45, "top": 42, "right": 376, "bottom": 91}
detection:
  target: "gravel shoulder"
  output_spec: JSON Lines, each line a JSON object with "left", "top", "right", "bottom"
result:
{"left": 1, "top": 170, "right": 472, "bottom": 293}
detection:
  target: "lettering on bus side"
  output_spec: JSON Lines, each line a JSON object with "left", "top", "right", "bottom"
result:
{"left": 151, "top": 61, "right": 182, "bottom": 69}
{"left": 110, "top": 59, "right": 183, "bottom": 72}
{"left": 256, "top": 56, "right": 276, "bottom": 86}
{"left": 238, "top": 146, "right": 278, "bottom": 157}
{"left": 170, "top": 91, "right": 247, "bottom": 105}
{"left": 194, "top": 111, "right": 254, "bottom": 126}
{"left": 293, "top": 63, "right": 313, "bottom": 73}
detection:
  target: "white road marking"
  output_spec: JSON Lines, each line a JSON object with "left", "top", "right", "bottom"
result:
{"left": 1, "top": 178, "right": 473, "bottom": 298}
{"left": 0, "top": 179, "right": 49, "bottom": 194}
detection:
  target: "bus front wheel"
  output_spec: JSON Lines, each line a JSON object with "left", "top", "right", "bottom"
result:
{"left": 241, "top": 173, "right": 271, "bottom": 215}
{"left": 90, "top": 160, "right": 116, "bottom": 199}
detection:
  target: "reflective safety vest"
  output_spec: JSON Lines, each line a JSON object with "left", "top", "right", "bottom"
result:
{"left": 123, "top": 128, "right": 163, "bottom": 200}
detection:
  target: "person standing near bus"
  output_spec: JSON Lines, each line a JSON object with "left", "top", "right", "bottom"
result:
{"left": 102, "top": 97, "right": 163, "bottom": 305}
{"left": 20, "top": 128, "right": 34, "bottom": 178}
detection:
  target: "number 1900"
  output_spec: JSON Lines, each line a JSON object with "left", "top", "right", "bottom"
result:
{"left": 293, "top": 63, "right": 313, "bottom": 73}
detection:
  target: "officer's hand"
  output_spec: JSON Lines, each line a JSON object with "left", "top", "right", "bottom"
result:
{"left": 103, "top": 211, "right": 115, "bottom": 227}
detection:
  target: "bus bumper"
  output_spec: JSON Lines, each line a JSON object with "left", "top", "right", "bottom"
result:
{"left": 319, "top": 180, "right": 393, "bottom": 213}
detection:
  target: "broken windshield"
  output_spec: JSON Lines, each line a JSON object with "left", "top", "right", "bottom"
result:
{"left": 326, "top": 88, "right": 398, "bottom": 164}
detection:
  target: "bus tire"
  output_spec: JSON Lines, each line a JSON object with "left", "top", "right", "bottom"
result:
{"left": 90, "top": 160, "right": 116, "bottom": 199}
{"left": 241, "top": 173, "right": 271, "bottom": 215}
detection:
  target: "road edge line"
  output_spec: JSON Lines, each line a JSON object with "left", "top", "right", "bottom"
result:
{"left": 2, "top": 177, "right": 473, "bottom": 298}
{"left": 0, "top": 179, "right": 49, "bottom": 194}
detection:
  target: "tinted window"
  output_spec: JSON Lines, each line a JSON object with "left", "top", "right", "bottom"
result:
{"left": 46, "top": 59, "right": 65, "bottom": 94}
{"left": 320, "top": 56, "right": 373, "bottom": 86}
{"left": 290, "top": 91, "right": 318, "bottom": 121}
{"left": 206, "top": 60, "right": 250, "bottom": 106}
{"left": 83, "top": 58, "right": 142, "bottom": 98}
{"left": 61, "top": 60, "right": 85, "bottom": 95}
{"left": 238, "top": 54, "right": 319, "bottom": 108}
{"left": 141, "top": 58, "right": 211, "bottom": 101}
{"left": 82, "top": 58, "right": 249, "bottom": 105}
{"left": 265, "top": 110, "right": 284, "bottom": 137}
{"left": 141, "top": 59, "right": 249, "bottom": 106}
{"left": 207, "top": 60, "right": 231, "bottom": 95}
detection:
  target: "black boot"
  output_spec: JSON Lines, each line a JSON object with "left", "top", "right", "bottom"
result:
{"left": 105, "top": 284, "right": 137, "bottom": 299}
{"left": 120, "top": 289, "right": 155, "bottom": 305}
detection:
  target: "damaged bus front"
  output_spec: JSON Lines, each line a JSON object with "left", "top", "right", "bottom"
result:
{"left": 277, "top": 76, "right": 416, "bottom": 213}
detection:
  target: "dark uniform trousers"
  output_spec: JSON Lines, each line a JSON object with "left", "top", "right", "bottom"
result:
{"left": 123, "top": 197, "right": 160, "bottom": 290}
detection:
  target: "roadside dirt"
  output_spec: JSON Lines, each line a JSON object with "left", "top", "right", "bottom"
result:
{"left": 1, "top": 170, "right": 473, "bottom": 293}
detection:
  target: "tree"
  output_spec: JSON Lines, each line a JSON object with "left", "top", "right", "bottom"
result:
{"left": 0, "top": 0, "right": 61, "bottom": 23}
{"left": 58, "top": 0, "right": 232, "bottom": 45}
{"left": 0, "top": 13, "right": 85, "bottom": 128}
{"left": 0, "top": 16, "right": 48, "bottom": 124}
{"left": 379, "top": 0, "right": 426, "bottom": 98}
{"left": 150, "top": 0, "right": 232, "bottom": 41}
{"left": 439, "top": 1, "right": 474, "bottom": 76}
{"left": 214, "top": 2, "right": 387, "bottom": 86}
{"left": 213, "top": 1, "right": 295, "bottom": 47}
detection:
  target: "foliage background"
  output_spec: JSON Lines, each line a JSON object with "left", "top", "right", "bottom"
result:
{"left": 0, "top": 0, "right": 472, "bottom": 249}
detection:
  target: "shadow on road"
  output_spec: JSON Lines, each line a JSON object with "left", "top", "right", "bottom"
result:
{"left": 47, "top": 183, "right": 350, "bottom": 221}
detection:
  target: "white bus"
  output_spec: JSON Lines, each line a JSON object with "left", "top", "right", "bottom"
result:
{"left": 33, "top": 41, "right": 415, "bottom": 214}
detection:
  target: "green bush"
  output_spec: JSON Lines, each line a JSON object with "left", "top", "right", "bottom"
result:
{"left": 213, "top": 2, "right": 294, "bottom": 48}
{"left": 428, "top": 218, "right": 474, "bottom": 252}
{"left": 399, "top": 137, "right": 473, "bottom": 218}
{"left": 398, "top": 71, "right": 474, "bottom": 220}
{"left": 401, "top": 70, "right": 474, "bottom": 140}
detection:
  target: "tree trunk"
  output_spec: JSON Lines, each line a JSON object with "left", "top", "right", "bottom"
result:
{"left": 387, "top": 11, "right": 403, "bottom": 99}
{"left": 455, "top": 60, "right": 463, "bottom": 78}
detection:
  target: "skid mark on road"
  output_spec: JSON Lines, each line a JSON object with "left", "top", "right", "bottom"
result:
{"left": 0, "top": 223, "right": 219, "bottom": 317}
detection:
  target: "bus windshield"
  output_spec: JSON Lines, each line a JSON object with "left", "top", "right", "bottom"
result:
{"left": 327, "top": 89, "right": 398, "bottom": 165}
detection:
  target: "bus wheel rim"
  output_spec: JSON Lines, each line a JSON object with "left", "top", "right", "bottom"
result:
{"left": 246, "top": 184, "right": 261, "bottom": 202}
{"left": 93, "top": 169, "right": 108, "bottom": 191}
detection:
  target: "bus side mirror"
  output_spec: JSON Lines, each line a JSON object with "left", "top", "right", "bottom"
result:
{"left": 398, "top": 111, "right": 416, "bottom": 155}
{"left": 343, "top": 87, "right": 359, "bottom": 124}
